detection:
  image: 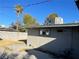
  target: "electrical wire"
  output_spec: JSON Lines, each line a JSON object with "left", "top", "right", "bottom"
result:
{"left": 0, "top": 0, "right": 52, "bottom": 8}
{"left": 26, "top": 0, "right": 51, "bottom": 7}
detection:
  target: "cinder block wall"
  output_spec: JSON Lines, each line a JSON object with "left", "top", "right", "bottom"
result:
{"left": 0, "top": 31, "right": 27, "bottom": 40}
{"left": 27, "top": 35, "right": 55, "bottom": 49}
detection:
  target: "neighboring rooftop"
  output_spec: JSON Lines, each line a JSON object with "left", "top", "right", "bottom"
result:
{"left": 0, "top": 28, "right": 16, "bottom": 31}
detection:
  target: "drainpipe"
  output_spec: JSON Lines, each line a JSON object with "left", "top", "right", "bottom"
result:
{"left": 71, "top": 27, "right": 73, "bottom": 50}
{"left": 70, "top": 27, "right": 74, "bottom": 57}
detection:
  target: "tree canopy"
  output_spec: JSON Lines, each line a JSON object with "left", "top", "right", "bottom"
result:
{"left": 23, "top": 14, "right": 39, "bottom": 27}
{"left": 48, "top": 13, "right": 58, "bottom": 20}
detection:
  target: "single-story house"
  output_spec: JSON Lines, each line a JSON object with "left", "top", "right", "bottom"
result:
{"left": 26, "top": 23, "right": 79, "bottom": 59}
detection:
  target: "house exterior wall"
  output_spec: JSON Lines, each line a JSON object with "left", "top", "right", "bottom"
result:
{"left": 55, "top": 17, "right": 63, "bottom": 24}
{"left": 48, "top": 28, "right": 72, "bottom": 53}
{"left": 44, "top": 17, "right": 63, "bottom": 25}
{"left": 28, "top": 28, "right": 39, "bottom": 36}
{"left": 27, "top": 27, "right": 79, "bottom": 59}
{"left": 27, "top": 28, "right": 72, "bottom": 53}
{"left": 44, "top": 18, "right": 55, "bottom": 25}
{"left": 72, "top": 28, "right": 79, "bottom": 59}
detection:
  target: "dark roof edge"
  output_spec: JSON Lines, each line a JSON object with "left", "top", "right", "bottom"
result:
{"left": 26, "top": 23, "right": 79, "bottom": 29}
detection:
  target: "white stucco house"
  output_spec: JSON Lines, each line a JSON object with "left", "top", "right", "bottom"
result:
{"left": 44, "top": 15, "right": 64, "bottom": 25}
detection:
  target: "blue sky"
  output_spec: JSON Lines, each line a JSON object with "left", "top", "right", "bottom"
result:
{"left": 0, "top": 0, "right": 79, "bottom": 26}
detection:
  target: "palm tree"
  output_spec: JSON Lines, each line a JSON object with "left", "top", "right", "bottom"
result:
{"left": 15, "top": 5, "right": 23, "bottom": 31}
{"left": 15, "top": 5, "right": 23, "bottom": 16}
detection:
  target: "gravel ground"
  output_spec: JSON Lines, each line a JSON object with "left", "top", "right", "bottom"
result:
{"left": 0, "top": 50, "right": 56, "bottom": 59}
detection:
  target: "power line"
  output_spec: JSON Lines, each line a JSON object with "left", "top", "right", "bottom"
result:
{"left": 0, "top": 0, "right": 52, "bottom": 8}
{"left": 26, "top": 0, "right": 51, "bottom": 7}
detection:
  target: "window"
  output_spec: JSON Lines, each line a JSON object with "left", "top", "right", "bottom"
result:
{"left": 40, "top": 30, "right": 43, "bottom": 35}
{"left": 40, "top": 29, "right": 50, "bottom": 36}
{"left": 57, "top": 29, "right": 63, "bottom": 32}
{"left": 49, "top": 20, "right": 51, "bottom": 23}
{"left": 48, "top": 20, "right": 52, "bottom": 25}
{"left": 74, "top": 29, "right": 79, "bottom": 32}
{"left": 46, "top": 31, "right": 49, "bottom": 35}
{"left": 42, "top": 31, "right": 46, "bottom": 35}
{"left": 77, "top": 30, "right": 79, "bottom": 32}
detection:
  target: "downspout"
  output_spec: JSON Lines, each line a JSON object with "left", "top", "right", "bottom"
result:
{"left": 71, "top": 27, "right": 73, "bottom": 51}
{"left": 70, "top": 27, "right": 74, "bottom": 57}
